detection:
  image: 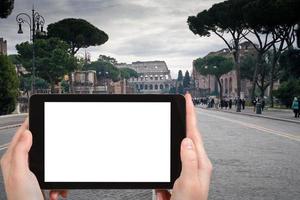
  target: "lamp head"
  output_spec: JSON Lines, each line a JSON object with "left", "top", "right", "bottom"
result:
{"left": 18, "top": 23, "right": 23, "bottom": 34}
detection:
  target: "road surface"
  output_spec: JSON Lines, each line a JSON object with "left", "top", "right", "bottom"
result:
{"left": 0, "top": 109, "right": 299, "bottom": 199}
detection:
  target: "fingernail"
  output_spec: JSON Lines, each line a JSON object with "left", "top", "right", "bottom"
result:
{"left": 183, "top": 138, "right": 193, "bottom": 150}
{"left": 156, "top": 193, "right": 162, "bottom": 200}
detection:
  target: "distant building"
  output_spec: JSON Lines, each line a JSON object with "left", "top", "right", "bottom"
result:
{"left": 0, "top": 38, "right": 7, "bottom": 55}
{"left": 71, "top": 70, "right": 107, "bottom": 94}
{"left": 108, "top": 79, "right": 135, "bottom": 94}
{"left": 116, "top": 61, "right": 173, "bottom": 94}
{"left": 71, "top": 70, "right": 136, "bottom": 94}
{"left": 192, "top": 42, "right": 257, "bottom": 98}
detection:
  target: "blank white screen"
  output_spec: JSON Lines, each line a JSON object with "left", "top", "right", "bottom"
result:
{"left": 44, "top": 102, "right": 170, "bottom": 182}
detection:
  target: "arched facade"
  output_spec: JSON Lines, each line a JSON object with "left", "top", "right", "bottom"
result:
{"left": 117, "top": 61, "right": 173, "bottom": 94}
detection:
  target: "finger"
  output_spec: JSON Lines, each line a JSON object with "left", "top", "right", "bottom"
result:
{"left": 11, "top": 130, "right": 32, "bottom": 173}
{"left": 185, "top": 93, "right": 201, "bottom": 141}
{"left": 155, "top": 190, "right": 171, "bottom": 200}
{"left": 50, "top": 190, "right": 68, "bottom": 199}
{"left": 180, "top": 138, "right": 198, "bottom": 179}
{"left": 49, "top": 191, "right": 59, "bottom": 200}
{"left": 60, "top": 190, "right": 68, "bottom": 198}
{"left": 185, "top": 93, "right": 209, "bottom": 165}
{"left": 7, "top": 118, "right": 29, "bottom": 153}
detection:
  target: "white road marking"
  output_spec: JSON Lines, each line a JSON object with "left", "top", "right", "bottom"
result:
{"left": 0, "top": 113, "right": 27, "bottom": 118}
{"left": 197, "top": 109, "right": 300, "bottom": 142}
{"left": 0, "top": 143, "right": 9, "bottom": 151}
{"left": 0, "top": 124, "right": 21, "bottom": 132}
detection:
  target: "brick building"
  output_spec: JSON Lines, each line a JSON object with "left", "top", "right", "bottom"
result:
{"left": 192, "top": 42, "right": 256, "bottom": 99}
{"left": 0, "top": 38, "right": 7, "bottom": 55}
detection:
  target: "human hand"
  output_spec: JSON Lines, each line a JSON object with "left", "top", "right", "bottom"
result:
{"left": 156, "top": 93, "right": 213, "bottom": 200}
{"left": 0, "top": 118, "right": 68, "bottom": 200}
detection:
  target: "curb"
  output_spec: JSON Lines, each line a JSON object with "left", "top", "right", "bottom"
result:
{"left": 199, "top": 107, "right": 300, "bottom": 125}
{"left": 0, "top": 124, "right": 22, "bottom": 131}
{"left": 0, "top": 113, "right": 28, "bottom": 119}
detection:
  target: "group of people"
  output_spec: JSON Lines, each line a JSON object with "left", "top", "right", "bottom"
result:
{"left": 193, "top": 96, "right": 300, "bottom": 119}
{"left": 193, "top": 97, "right": 246, "bottom": 110}
{"left": 292, "top": 97, "right": 300, "bottom": 118}
{"left": 251, "top": 97, "right": 266, "bottom": 112}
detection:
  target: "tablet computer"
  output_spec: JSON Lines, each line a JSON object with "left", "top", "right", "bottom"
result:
{"left": 29, "top": 94, "right": 186, "bottom": 189}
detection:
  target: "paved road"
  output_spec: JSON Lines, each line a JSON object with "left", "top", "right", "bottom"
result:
{"left": 198, "top": 108, "right": 300, "bottom": 200}
{"left": 0, "top": 111, "right": 300, "bottom": 199}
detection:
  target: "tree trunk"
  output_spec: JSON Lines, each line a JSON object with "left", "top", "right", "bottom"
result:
{"left": 47, "top": 73, "right": 55, "bottom": 94}
{"left": 269, "top": 52, "right": 276, "bottom": 108}
{"left": 260, "top": 79, "right": 265, "bottom": 98}
{"left": 234, "top": 48, "right": 241, "bottom": 98}
{"left": 217, "top": 77, "right": 223, "bottom": 101}
{"left": 251, "top": 53, "right": 262, "bottom": 100}
{"left": 269, "top": 37, "right": 285, "bottom": 108}
{"left": 50, "top": 82, "right": 55, "bottom": 94}
{"left": 233, "top": 40, "right": 242, "bottom": 112}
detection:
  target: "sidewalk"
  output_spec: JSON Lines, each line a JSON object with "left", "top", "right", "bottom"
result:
{"left": 198, "top": 105, "right": 300, "bottom": 124}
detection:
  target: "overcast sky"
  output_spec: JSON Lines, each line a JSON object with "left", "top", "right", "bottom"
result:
{"left": 0, "top": 0, "right": 226, "bottom": 78}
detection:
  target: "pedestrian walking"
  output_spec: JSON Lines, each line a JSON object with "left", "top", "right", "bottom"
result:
{"left": 242, "top": 99, "right": 246, "bottom": 110}
{"left": 229, "top": 99, "right": 232, "bottom": 109}
{"left": 211, "top": 98, "right": 215, "bottom": 108}
{"left": 292, "top": 97, "right": 299, "bottom": 118}
{"left": 215, "top": 98, "right": 219, "bottom": 109}
{"left": 261, "top": 99, "right": 265, "bottom": 111}
{"left": 252, "top": 98, "right": 257, "bottom": 112}
{"left": 225, "top": 100, "right": 228, "bottom": 110}
{"left": 298, "top": 97, "right": 300, "bottom": 118}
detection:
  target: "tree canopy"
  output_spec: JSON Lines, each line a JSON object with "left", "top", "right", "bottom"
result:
{"left": 297, "top": 27, "right": 300, "bottom": 48}
{"left": 177, "top": 70, "right": 183, "bottom": 82}
{"left": 195, "top": 56, "right": 233, "bottom": 79}
{"left": 183, "top": 70, "right": 191, "bottom": 88}
{"left": 20, "top": 76, "right": 49, "bottom": 95}
{"left": 274, "top": 48, "right": 300, "bottom": 106}
{"left": 0, "top": 54, "right": 19, "bottom": 115}
{"left": 188, "top": 0, "right": 300, "bottom": 104}
{"left": 86, "top": 61, "right": 120, "bottom": 82}
{"left": 274, "top": 79, "right": 300, "bottom": 108}
{"left": 0, "top": 0, "right": 14, "bottom": 18}
{"left": 86, "top": 60, "right": 138, "bottom": 82}
{"left": 119, "top": 68, "right": 138, "bottom": 80}
{"left": 240, "top": 0, "right": 300, "bottom": 102}
{"left": 194, "top": 55, "right": 233, "bottom": 99}
{"left": 98, "top": 55, "right": 117, "bottom": 64}
{"left": 47, "top": 18, "right": 109, "bottom": 55}
{"left": 279, "top": 49, "right": 300, "bottom": 81}
{"left": 16, "top": 38, "right": 78, "bottom": 91}
{"left": 187, "top": 0, "right": 249, "bottom": 103}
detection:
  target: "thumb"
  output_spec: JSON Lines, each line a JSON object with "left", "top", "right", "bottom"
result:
{"left": 155, "top": 190, "right": 171, "bottom": 200}
{"left": 11, "top": 130, "right": 32, "bottom": 173}
{"left": 180, "top": 138, "right": 198, "bottom": 180}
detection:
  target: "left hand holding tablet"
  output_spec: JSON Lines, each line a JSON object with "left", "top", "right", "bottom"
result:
{"left": 0, "top": 118, "right": 68, "bottom": 200}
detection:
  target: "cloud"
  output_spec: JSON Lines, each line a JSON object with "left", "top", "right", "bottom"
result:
{"left": 0, "top": 0, "right": 225, "bottom": 78}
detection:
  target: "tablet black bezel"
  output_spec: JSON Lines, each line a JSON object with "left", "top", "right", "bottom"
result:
{"left": 29, "top": 94, "right": 185, "bottom": 189}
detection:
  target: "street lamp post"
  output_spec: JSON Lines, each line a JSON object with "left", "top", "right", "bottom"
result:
{"left": 16, "top": 6, "right": 45, "bottom": 95}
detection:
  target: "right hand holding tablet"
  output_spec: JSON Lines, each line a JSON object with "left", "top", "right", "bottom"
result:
{"left": 156, "top": 93, "right": 213, "bottom": 200}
